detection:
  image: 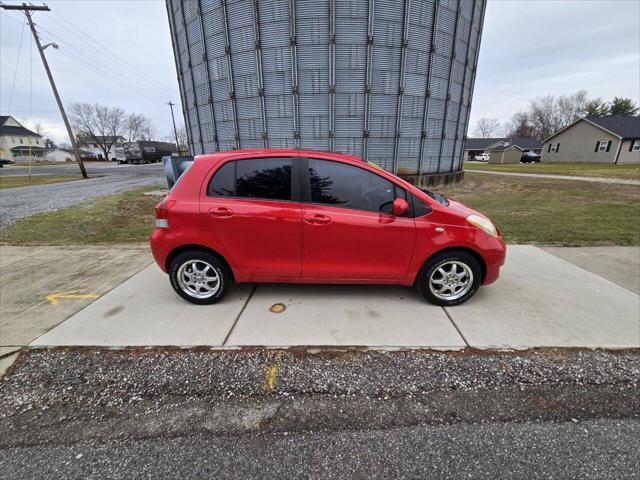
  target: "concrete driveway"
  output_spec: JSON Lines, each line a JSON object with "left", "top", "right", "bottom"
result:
{"left": 18, "top": 245, "right": 639, "bottom": 350}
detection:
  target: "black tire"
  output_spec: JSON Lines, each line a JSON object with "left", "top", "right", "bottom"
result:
{"left": 169, "top": 251, "right": 231, "bottom": 305}
{"left": 416, "top": 250, "right": 482, "bottom": 306}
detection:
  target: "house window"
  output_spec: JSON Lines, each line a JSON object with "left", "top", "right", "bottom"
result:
{"left": 549, "top": 143, "right": 559, "bottom": 153}
{"left": 632, "top": 140, "right": 640, "bottom": 152}
{"left": 596, "top": 140, "right": 610, "bottom": 152}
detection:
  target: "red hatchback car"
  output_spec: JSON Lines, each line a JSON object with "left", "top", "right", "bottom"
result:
{"left": 150, "top": 149, "right": 505, "bottom": 306}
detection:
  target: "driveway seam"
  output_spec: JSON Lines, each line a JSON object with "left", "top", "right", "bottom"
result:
{"left": 442, "top": 307, "right": 470, "bottom": 347}
{"left": 222, "top": 284, "right": 257, "bottom": 346}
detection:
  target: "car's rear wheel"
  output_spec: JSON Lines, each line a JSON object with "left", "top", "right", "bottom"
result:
{"left": 416, "top": 250, "right": 482, "bottom": 306}
{"left": 169, "top": 251, "right": 230, "bottom": 305}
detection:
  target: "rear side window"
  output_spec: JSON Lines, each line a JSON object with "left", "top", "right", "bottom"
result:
{"left": 208, "top": 162, "right": 234, "bottom": 196}
{"left": 309, "top": 159, "right": 394, "bottom": 213}
{"left": 208, "top": 157, "right": 292, "bottom": 201}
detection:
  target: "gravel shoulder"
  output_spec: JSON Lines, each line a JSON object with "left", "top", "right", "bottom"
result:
{"left": 0, "top": 163, "right": 164, "bottom": 228}
{"left": 1, "top": 348, "right": 638, "bottom": 479}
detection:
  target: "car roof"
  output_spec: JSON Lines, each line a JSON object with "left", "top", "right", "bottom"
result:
{"left": 177, "top": 148, "right": 433, "bottom": 206}
{"left": 195, "top": 148, "right": 366, "bottom": 165}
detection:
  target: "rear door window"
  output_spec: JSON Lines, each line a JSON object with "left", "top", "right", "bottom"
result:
{"left": 208, "top": 157, "right": 293, "bottom": 201}
{"left": 207, "top": 162, "right": 234, "bottom": 197}
{"left": 308, "top": 159, "right": 394, "bottom": 213}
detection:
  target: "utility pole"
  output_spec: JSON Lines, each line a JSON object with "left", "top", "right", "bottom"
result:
{"left": 1, "top": 2, "right": 89, "bottom": 179}
{"left": 167, "top": 101, "right": 180, "bottom": 153}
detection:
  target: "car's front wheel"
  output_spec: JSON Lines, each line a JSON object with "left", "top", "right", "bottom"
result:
{"left": 169, "top": 251, "right": 231, "bottom": 305}
{"left": 416, "top": 250, "right": 482, "bottom": 306}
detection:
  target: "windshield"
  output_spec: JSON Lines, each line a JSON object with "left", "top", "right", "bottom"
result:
{"left": 422, "top": 189, "right": 450, "bottom": 207}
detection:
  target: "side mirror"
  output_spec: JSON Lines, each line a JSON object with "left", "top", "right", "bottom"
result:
{"left": 392, "top": 197, "right": 410, "bottom": 216}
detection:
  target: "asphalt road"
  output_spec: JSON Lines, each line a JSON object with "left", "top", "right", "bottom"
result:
{"left": 1, "top": 348, "right": 638, "bottom": 479}
{"left": 0, "top": 162, "right": 165, "bottom": 227}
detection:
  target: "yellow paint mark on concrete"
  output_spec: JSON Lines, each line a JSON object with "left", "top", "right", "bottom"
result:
{"left": 269, "top": 303, "right": 286, "bottom": 313}
{"left": 46, "top": 290, "right": 100, "bottom": 305}
{"left": 263, "top": 352, "right": 283, "bottom": 393}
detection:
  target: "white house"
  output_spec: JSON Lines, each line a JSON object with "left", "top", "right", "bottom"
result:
{"left": 44, "top": 147, "right": 94, "bottom": 162}
{"left": 0, "top": 116, "right": 45, "bottom": 163}
{"left": 80, "top": 136, "right": 126, "bottom": 161}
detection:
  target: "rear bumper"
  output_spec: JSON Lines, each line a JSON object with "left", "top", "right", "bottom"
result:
{"left": 149, "top": 228, "right": 170, "bottom": 273}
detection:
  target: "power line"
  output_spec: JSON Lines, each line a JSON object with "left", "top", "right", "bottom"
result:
{"left": 35, "top": 27, "right": 171, "bottom": 101}
{"left": 49, "top": 10, "right": 176, "bottom": 93}
{"left": 34, "top": 28, "right": 168, "bottom": 103}
{"left": 3, "top": 8, "right": 175, "bottom": 106}
{"left": 1, "top": 3, "right": 88, "bottom": 179}
{"left": 6, "top": 11, "right": 26, "bottom": 113}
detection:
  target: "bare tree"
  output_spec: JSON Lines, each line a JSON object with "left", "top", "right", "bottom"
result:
{"left": 125, "top": 113, "right": 156, "bottom": 142}
{"left": 176, "top": 124, "right": 189, "bottom": 152}
{"left": 503, "top": 111, "right": 536, "bottom": 138}
{"left": 70, "top": 103, "right": 126, "bottom": 161}
{"left": 474, "top": 118, "right": 501, "bottom": 138}
{"left": 556, "top": 90, "right": 588, "bottom": 127}
{"left": 32, "top": 121, "right": 45, "bottom": 136}
{"left": 526, "top": 91, "right": 590, "bottom": 139}
{"left": 528, "top": 95, "right": 560, "bottom": 140}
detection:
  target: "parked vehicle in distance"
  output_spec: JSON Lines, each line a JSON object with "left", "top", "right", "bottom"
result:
{"left": 520, "top": 151, "right": 541, "bottom": 163}
{"left": 111, "top": 147, "right": 127, "bottom": 163}
{"left": 119, "top": 141, "right": 178, "bottom": 164}
{"left": 150, "top": 149, "right": 506, "bottom": 307}
{"left": 80, "top": 153, "right": 98, "bottom": 162}
{"left": 474, "top": 152, "right": 490, "bottom": 162}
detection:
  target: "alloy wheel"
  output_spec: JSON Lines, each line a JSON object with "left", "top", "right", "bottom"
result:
{"left": 428, "top": 261, "right": 474, "bottom": 301}
{"left": 176, "top": 260, "right": 221, "bottom": 299}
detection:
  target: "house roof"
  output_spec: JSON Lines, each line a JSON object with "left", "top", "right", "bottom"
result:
{"left": 464, "top": 136, "right": 542, "bottom": 150}
{"left": 585, "top": 116, "right": 640, "bottom": 139}
{"left": 490, "top": 144, "right": 524, "bottom": 152}
{"left": 1, "top": 125, "right": 42, "bottom": 137}
{"left": 508, "top": 137, "right": 543, "bottom": 149}
{"left": 0, "top": 115, "right": 41, "bottom": 138}
{"left": 544, "top": 116, "right": 640, "bottom": 142}
{"left": 464, "top": 138, "right": 505, "bottom": 150}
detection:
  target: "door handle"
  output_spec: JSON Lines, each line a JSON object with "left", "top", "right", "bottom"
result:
{"left": 208, "top": 207, "right": 234, "bottom": 218}
{"left": 304, "top": 214, "right": 331, "bottom": 225}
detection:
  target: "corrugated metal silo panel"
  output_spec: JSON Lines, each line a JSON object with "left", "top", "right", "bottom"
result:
{"left": 169, "top": 0, "right": 486, "bottom": 175}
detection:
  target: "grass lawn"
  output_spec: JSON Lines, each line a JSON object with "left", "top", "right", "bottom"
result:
{"left": 464, "top": 162, "right": 640, "bottom": 179}
{"left": 0, "top": 175, "right": 638, "bottom": 246}
{"left": 0, "top": 185, "right": 164, "bottom": 245}
{"left": 0, "top": 175, "right": 82, "bottom": 189}
{"left": 439, "top": 172, "right": 640, "bottom": 246}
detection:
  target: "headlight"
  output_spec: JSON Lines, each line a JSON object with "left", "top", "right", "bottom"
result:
{"left": 467, "top": 214, "right": 498, "bottom": 237}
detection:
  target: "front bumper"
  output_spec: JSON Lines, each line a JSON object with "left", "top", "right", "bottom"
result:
{"left": 482, "top": 237, "right": 506, "bottom": 285}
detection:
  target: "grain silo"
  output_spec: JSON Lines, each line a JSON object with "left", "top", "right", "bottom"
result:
{"left": 167, "top": 0, "right": 486, "bottom": 185}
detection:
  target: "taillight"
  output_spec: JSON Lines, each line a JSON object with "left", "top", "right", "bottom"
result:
{"left": 155, "top": 199, "right": 176, "bottom": 228}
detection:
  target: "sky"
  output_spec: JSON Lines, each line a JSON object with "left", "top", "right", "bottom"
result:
{"left": 1, "top": 0, "right": 639, "bottom": 145}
